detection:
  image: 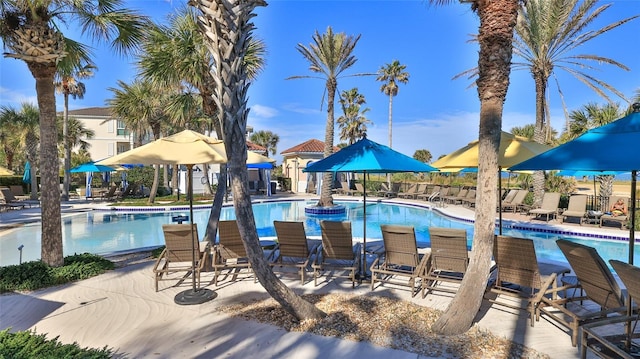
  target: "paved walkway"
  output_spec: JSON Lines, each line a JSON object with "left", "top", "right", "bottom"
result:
{"left": 0, "top": 194, "right": 631, "bottom": 358}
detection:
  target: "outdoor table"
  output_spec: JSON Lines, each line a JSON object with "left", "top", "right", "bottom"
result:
{"left": 585, "top": 211, "right": 603, "bottom": 225}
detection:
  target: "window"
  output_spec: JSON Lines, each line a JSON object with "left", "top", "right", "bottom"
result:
{"left": 116, "top": 120, "right": 129, "bottom": 136}
{"left": 117, "top": 142, "right": 130, "bottom": 154}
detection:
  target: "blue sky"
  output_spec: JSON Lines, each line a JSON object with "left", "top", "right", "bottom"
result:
{"left": 1, "top": 0, "right": 638, "bottom": 164}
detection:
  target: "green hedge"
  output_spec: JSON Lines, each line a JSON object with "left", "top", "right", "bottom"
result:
{"left": 0, "top": 329, "right": 111, "bottom": 358}
{"left": 0, "top": 253, "right": 114, "bottom": 293}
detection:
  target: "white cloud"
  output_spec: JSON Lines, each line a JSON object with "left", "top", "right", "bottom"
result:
{"left": 0, "top": 87, "right": 38, "bottom": 107}
{"left": 250, "top": 104, "right": 278, "bottom": 118}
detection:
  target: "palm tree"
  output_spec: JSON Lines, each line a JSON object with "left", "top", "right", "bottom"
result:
{"left": 190, "top": 0, "right": 325, "bottom": 320}
{"left": 55, "top": 63, "right": 95, "bottom": 201}
{"left": 250, "top": 130, "right": 279, "bottom": 157}
{"left": 429, "top": 0, "right": 520, "bottom": 335}
{"left": 289, "top": 26, "right": 361, "bottom": 208}
{"left": 107, "top": 79, "right": 173, "bottom": 203}
{"left": 513, "top": 0, "right": 638, "bottom": 207}
{"left": 376, "top": 60, "right": 409, "bottom": 149}
{"left": 413, "top": 149, "right": 432, "bottom": 163}
{"left": 337, "top": 88, "right": 371, "bottom": 145}
{"left": 138, "top": 6, "right": 267, "bottom": 243}
{"left": 0, "top": 103, "right": 39, "bottom": 199}
{"left": 0, "top": 0, "right": 149, "bottom": 267}
{"left": 565, "top": 102, "right": 624, "bottom": 198}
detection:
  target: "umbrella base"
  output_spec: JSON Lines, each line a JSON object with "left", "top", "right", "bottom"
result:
{"left": 174, "top": 288, "right": 217, "bottom": 305}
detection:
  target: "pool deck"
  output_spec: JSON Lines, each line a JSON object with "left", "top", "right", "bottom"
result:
{"left": 0, "top": 193, "right": 635, "bottom": 358}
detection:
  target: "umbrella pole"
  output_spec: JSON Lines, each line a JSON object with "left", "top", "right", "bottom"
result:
{"left": 362, "top": 173, "right": 368, "bottom": 280}
{"left": 498, "top": 167, "right": 503, "bottom": 235}
{"left": 625, "top": 170, "right": 637, "bottom": 351}
{"left": 174, "top": 164, "right": 216, "bottom": 305}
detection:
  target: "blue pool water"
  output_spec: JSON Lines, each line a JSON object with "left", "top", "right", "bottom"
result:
{"left": 0, "top": 200, "right": 637, "bottom": 267}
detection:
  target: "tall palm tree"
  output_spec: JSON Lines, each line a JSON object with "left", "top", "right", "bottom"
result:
{"left": 289, "top": 26, "right": 361, "bottom": 208}
{"left": 190, "top": 0, "right": 325, "bottom": 320}
{"left": 337, "top": 88, "right": 371, "bottom": 145}
{"left": 0, "top": 0, "right": 149, "bottom": 267}
{"left": 565, "top": 102, "right": 624, "bottom": 197}
{"left": 429, "top": 0, "right": 520, "bottom": 335}
{"left": 107, "top": 79, "right": 173, "bottom": 203}
{"left": 138, "top": 6, "right": 267, "bottom": 243}
{"left": 250, "top": 130, "right": 279, "bottom": 157}
{"left": 0, "top": 103, "right": 39, "bottom": 199}
{"left": 56, "top": 116, "right": 94, "bottom": 155}
{"left": 513, "top": 0, "right": 638, "bottom": 207}
{"left": 376, "top": 60, "right": 409, "bottom": 149}
{"left": 55, "top": 62, "right": 95, "bottom": 201}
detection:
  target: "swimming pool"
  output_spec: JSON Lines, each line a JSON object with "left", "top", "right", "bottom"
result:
{"left": 0, "top": 200, "right": 637, "bottom": 267}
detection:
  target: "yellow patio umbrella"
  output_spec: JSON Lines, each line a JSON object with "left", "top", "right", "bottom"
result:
{"left": 0, "top": 166, "right": 14, "bottom": 176}
{"left": 96, "top": 129, "right": 273, "bottom": 305}
{"left": 432, "top": 131, "right": 552, "bottom": 234}
{"left": 432, "top": 131, "right": 552, "bottom": 170}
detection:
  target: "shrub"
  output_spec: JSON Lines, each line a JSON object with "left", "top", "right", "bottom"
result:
{"left": 0, "top": 329, "right": 112, "bottom": 358}
{"left": 0, "top": 253, "right": 114, "bottom": 294}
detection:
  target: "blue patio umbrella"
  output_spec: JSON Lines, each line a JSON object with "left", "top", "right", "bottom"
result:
{"left": 70, "top": 162, "right": 116, "bottom": 200}
{"left": 69, "top": 161, "right": 116, "bottom": 173}
{"left": 304, "top": 136, "right": 438, "bottom": 277}
{"left": 22, "top": 161, "right": 31, "bottom": 184}
{"left": 511, "top": 106, "right": 640, "bottom": 265}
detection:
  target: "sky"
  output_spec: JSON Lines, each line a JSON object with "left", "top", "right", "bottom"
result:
{"left": 1, "top": 0, "right": 639, "bottom": 164}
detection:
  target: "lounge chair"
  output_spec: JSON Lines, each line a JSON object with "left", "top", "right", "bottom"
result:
{"left": 312, "top": 220, "right": 361, "bottom": 287}
{"left": 600, "top": 196, "right": 630, "bottom": 230}
{"left": 422, "top": 227, "right": 469, "bottom": 297}
{"left": 101, "top": 185, "right": 118, "bottom": 201}
{"left": 537, "top": 240, "right": 627, "bottom": 347}
{"left": 444, "top": 187, "right": 468, "bottom": 205}
{"left": 0, "top": 187, "right": 38, "bottom": 208}
{"left": 398, "top": 183, "right": 418, "bottom": 199}
{"left": 560, "top": 195, "right": 587, "bottom": 225}
{"left": 580, "top": 260, "right": 640, "bottom": 358}
{"left": 426, "top": 186, "right": 450, "bottom": 205}
{"left": 417, "top": 185, "right": 441, "bottom": 201}
{"left": 384, "top": 182, "right": 401, "bottom": 198}
{"left": 370, "top": 225, "right": 429, "bottom": 297}
{"left": 498, "top": 189, "right": 518, "bottom": 207}
{"left": 271, "top": 221, "right": 321, "bottom": 285}
{"left": 529, "top": 192, "right": 561, "bottom": 221}
{"left": 461, "top": 189, "right": 477, "bottom": 208}
{"left": 9, "top": 185, "right": 29, "bottom": 200}
{"left": 486, "top": 235, "right": 571, "bottom": 327}
{"left": 353, "top": 183, "right": 366, "bottom": 196}
{"left": 213, "top": 220, "right": 254, "bottom": 286}
{"left": 375, "top": 182, "right": 390, "bottom": 197}
{"left": 500, "top": 189, "right": 528, "bottom": 213}
{"left": 153, "top": 224, "right": 210, "bottom": 292}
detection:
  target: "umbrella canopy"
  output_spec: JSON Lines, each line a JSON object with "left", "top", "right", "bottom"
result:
{"left": 304, "top": 136, "right": 438, "bottom": 278}
{"left": 304, "top": 137, "right": 438, "bottom": 174}
{"left": 22, "top": 161, "right": 31, "bottom": 183}
{"left": 432, "top": 131, "right": 553, "bottom": 170}
{"left": 511, "top": 108, "right": 640, "bottom": 265}
{"left": 98, "top": 130, "right": 274, "bottom": 167}
{"left": 69, "top": 161, "right": 116, "bottom": 173}
{"left": 0, "top": 166, "right": 13, "bottom": 176}
{"left": 432, "top": 131, "right": 552, "bottom": 234}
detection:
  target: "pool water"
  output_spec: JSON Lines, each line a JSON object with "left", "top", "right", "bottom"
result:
{"left": 1, "top": 200, "right": 637, "bottom": 267}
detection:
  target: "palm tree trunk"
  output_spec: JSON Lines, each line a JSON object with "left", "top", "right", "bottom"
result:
{"left": 62, "top": 93, "right": 71, "bottom": 201}
{"left": 28, "top": 62, "right": 63, "bottom": 267}
{"left": 191, "top": 0, "right": 325, "bottom": 320}
{"left": 532, "top": 75, "right": 548, "bottom": 207}
{"left": 387, "top": 93, "right": 394, "bottom": 187}
{"left": 433, "top": 0, "right": 518, "bottom": 335}
{"left": 319, "top": 78, "right": 337, "bottom": 208}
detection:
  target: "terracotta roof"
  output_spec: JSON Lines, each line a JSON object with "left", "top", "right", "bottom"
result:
{"left": 63, "top": 107, "right": 113, "bottom": 117}
{"left": 280, "top": 139, "right": 339, "bottom": 155}
{"left": 246, "top": 141, "right": 266, "bottom": 152}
